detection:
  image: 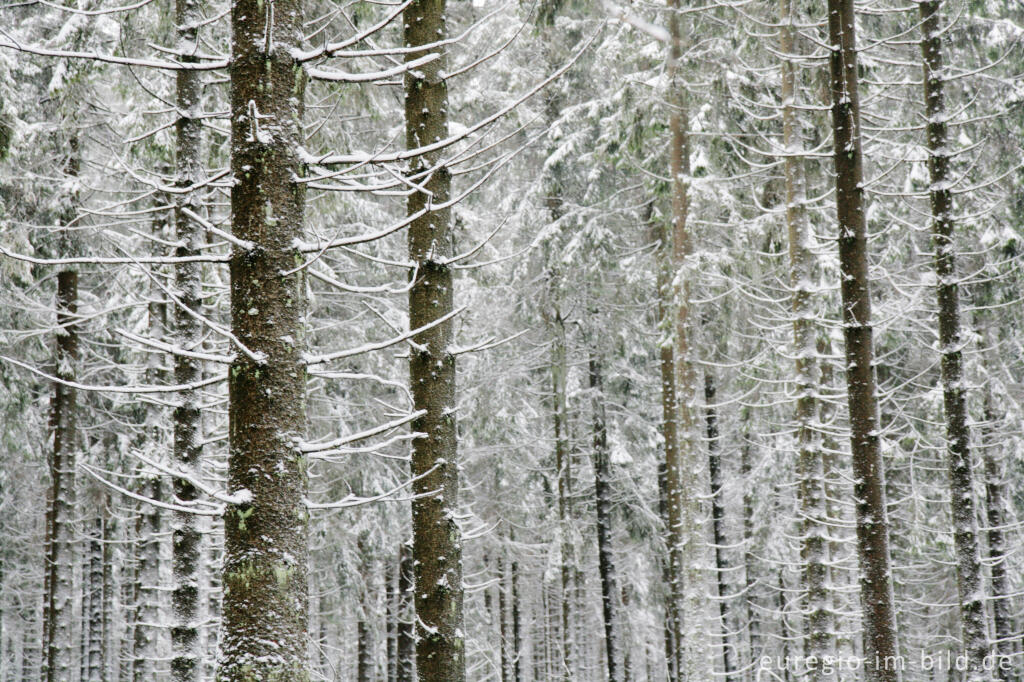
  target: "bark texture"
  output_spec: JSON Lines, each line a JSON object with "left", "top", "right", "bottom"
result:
{"left": 703, "top": 373, "right": 734, "bottom": 681}
{"left": 590, "top": 355, "right": 620, "bottom": 682}
{"left": 918, "top": 3, "right": 988, "bottom": 677}
{"left": 171, "top": 0, "right": 204, "bottom": 678}
{"left": 779, "top": 0, "right": 835, "bottom": 674}
{"left": 220, "top": 0, "right": 309, "bottom": 674}
{"left": 404, "top": 0, "right": 465, "bottom": 678}
{"left": 826, "top": 0, "right": 901, "bottom": 678}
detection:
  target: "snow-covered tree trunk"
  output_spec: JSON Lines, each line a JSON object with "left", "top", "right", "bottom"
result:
{"left": 826, "top": 0, "right": 901, "bottom": 678}
{"left": 918, "top": 3, "right": 989, "bottom": 677}
{"left": 981, "top": 393, "right": 1015, "bottom": 677}
{"left": 703, "top": 372, "right": 734, "bottom": 681}
{"left": 133, "top": 476, "right": 165, "bottom": 682}
{"left": 779, "top": 0, "right": 836, "bottom": 675}
{"left": 666, "top": 0, "right": 710, "bottom": 677}
{"left": 550, "top": 313, "right": 574, "bottom": 681}
{"left": 589, "top": 354, "right": 619, "bottom": 682}
{"left": 219, "top": 0, "right": 309, "bottom": 673}
{"left": 87, "top": 517, "right": 103, "bottom": 681}
{"left": 44, "top": 139, "right": 80, "bottom": 682}
{"left": 404, "top": 0, "right": 464, "bottom": 677}
{"left": 170, "top": 0, "right": 204, "bottom": 679}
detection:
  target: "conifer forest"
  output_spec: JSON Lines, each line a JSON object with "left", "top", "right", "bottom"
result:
{"left": 0, "top": 0, "right": 1023, "bottom": 679}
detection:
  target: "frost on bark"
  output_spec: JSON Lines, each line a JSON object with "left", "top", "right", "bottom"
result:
{"left": 825, "top": 0, "right": 901, "bottom": 679}
{"left": 779, "top": 0, "right": 835, "bottom": 674}
{"left": 403, "top": 0, "right": 465, "bottom": 678}
{"left": 171, "top": 0, "right": 204, "bottom": 679}
{"left": 44, "top": 140, "right": 80, "bottom": 682}
{"left": 666, "top": 0, "right": 710, "bottom": 677}
{"left": 917, "top": 3, "right": 989, "bottom": 677}
{"left": 220, "top": 0, "right": 309, "bottom": 673}
{"left": 589, "top": 355, "right": 620, "bottom": 682}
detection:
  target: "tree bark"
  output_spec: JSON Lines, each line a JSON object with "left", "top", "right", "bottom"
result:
{"left": 550, "top": 313, "right": 574, "bottom": 681}
{"left": 87, "top": 517, "right": 104, "bottom": 681}
{"left": 981, "top": 394, "right": 1015, "bottom": 678}
{"left": 590, "top": 355, "right": 620, "bottom": 682}
{"left": 133, "top": 476, "right": 165, "bottom": 682}
{"left": 825, "top": 0, "right": 901, "bottom": 678}
{"left": 403, "top": 0, "right": 464, "bottom": 679}
{"left": 666, "top": 0, "right": 709, "bottom": 676}
{"left": 703, "top": 373, "right": 735, "bottom": 681}
{"left": 44, "top": 138, "right": 80, "bottom": 682}
{"left": 779, "top": 0, "right": 836, "bottom": 675}
{"left": 170, "top": 0, "right": 204, "bottom": 679}
{"left": 220, "top": 0, "right": 309, "bottom": 674}
{"left": 917, "top": 3, "right": 989, "bottom": 677}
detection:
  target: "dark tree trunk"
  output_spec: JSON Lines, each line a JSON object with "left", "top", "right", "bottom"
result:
{"left": 220, "top": 0, "right": 309, "bottom": 674}
{"left": 826, "top": 0, "right": 901, "bottom": 677}
{"left": 918, "top": 2, "right": 989, "bottom": 677}
{"left": 170, "top": 0, "right": 204, "bottom": 678}
{"left": 510, "top": 544, "right": 522, "bottom": 682}
{"left": 45, "top": 270, "right": 78, "bottom": 681}
{"left": 87, "top": 517, "right": 104, "bottom": 681}
{"left": 498, "top": 556, "right": 510, "bottom": 682}
{"left": 590, "top": 355, "right": 620, "bottom": 682}
{"left": 704, "top": 373, "right": 734, "bottom": 681}
{"left": 44, "top": 140, "right": 80, "bottom": 682}
{"left": 403, "top": 0, "right": 464, "bottom": 679}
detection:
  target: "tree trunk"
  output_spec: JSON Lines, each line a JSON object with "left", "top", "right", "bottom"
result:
{"left": 779, "top": 1, "right": 836, "bottom": 675}
{"left": 87, "top": 517, "right": 104, "bottom": 681}
{"left": 666, "top": 1, "right": 710, "bottom": 677}
{"left": 703, "top": 372, "right": 734, "bottom": 681}
{"left": 403, "top": 0, "right": 464, "bottom": 679}
{"left": 510, "top": 543, "right": 522, "bottom": 682}
{"left": 396, "top": 543, "right": 415, "bottom": 682}
{"left": 590, "top": 355, "right": 619, "bottom": 682}
{"left": 825, "top": 0, "right": 901, "bottom": 678}
{"left": 498, "top": 556, "right": 510, "bottom": 682}
{"left": 917, "top": 3, "right": 989, "bottom": 677}
{"left": 220, "top": 0, "right": 309, "bottom": 674}
{"left": 740, "top": 406, "right": 760, "bottom": 671}
{"left": 654, "top": 200, "right": 680, "bottom": 682}
{"left": 387, "top": 556, "right": 397, "bottom": 682}
{"left": 982, "top": 393, "right": 1015, "bottom": 677}
{"left": 44, "top": 139, "right": 80, "bottom": 682}
{"left": 170, "top": 0, "right": 204, "bottom": 679}
{"left": 133, "top": 476, "right": 164, "bottom": 682}
{"left": 550, "top": 313, "right": 574, "bottom": 681}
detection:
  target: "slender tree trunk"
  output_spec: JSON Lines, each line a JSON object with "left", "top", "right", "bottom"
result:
{"left": 87, "top": 517, "right": 103, "bottom": 681}
{"left": 396, "top": 543, "right": 415, "bottom": 682}
{"left": 703, "top": 373, "right": 734, "bottom": 681}
{"left": 779, "top": 1, "right": 836, "bottom": 676}
{"left": 981, "top": 393, "right": 1015, "bottom": 677}
{"left": 549, "top": 314, "right": 574, "bottom": 681}
{"left": 740, "top": 407, "right": 760, "bottom": 672}
{"left": 655, "top": 206, "right": 680, "bottom": 682}
{"left": 666, "top": 1, "right": 709, "bottom": 676}
{"left": 386, "top": 558, "right": 397, "bottom": 682}
{"left": 220, "top": 0, "right": 309, "bottom": 674}
{"left": 133, "top": 476, "right": 164, "bottom": 682}
{"left": 102, "top": 506, "right": 114, "bottom": 682}
{"left": 510, "top": 542, "right": 522, "bottom": 682}
{"left": 44, "top": 139, "right": 80, "bottom": 682}
{"left": 917, "top": 3, "right": 989, "bottom": 677}
{"left": 170, "top": 0, "right": 204, "bottom": 679}
{"left": 590, "top": 355, "right": 619, "bottom": 682}
{"left": 825, "top": 0, "right": 901, "bottom": 678}
{"left": 403, "top": 0, "right": 464, "bottom": 679}
{"left": 499, "top": 556, "right": 510, "bottom": 682}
